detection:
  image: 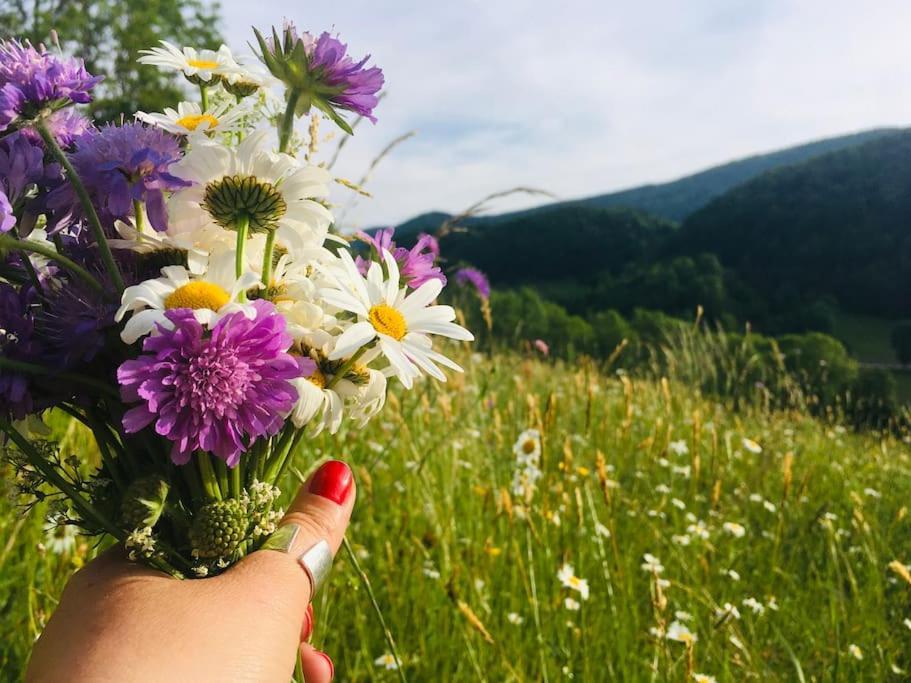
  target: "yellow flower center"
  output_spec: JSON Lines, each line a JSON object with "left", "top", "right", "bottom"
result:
{"left": 176, "top": 113, "right": 220, "bottom": 131}
{"left": 308, "top": 367, "right": 326, "bottom": 390}
{"left": 187, "top": 58, "right": 219, "bottom": 69}
{"left": 368, "top": 304, "right": 407, "bottom": 340}
{"left": 164, "top": 281, "right": 230, "bottom": 311}
{"left": 569, "top": 576, "right": 581, "bottom": 588}
{"left": 522, "top": 439, "right": 537, "bottom": 454}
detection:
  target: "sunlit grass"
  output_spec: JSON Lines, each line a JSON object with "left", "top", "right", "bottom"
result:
{"left": 2, "top": 347, "right": 911, "bottom": 680}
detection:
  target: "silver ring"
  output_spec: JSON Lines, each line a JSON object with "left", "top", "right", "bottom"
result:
{"left": 298, "top": 539, "right": 333, "bottom": 596}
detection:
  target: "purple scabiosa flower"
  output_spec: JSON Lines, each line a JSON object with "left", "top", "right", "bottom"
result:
{"left": 0, "top": 283, "right": 40, "bottom": 419}
{"left": 0, "top": 39, "right": 101, "bottom": 132}
{"left": 255, "top": 23, "right": 384, "bottom": 131}
{"left": 22, "top": 108, "right": 93, "bottom": 149}
{"left": 63, "top": 122, "right": 190, "bottom": 231}
{"left": 455, "top": 267, "right": 491, "bottom": 299}
{"left": 0, "top": 188, "right": 14, "bottom": 232}
{"left": 117, "top": 300, "right": 304, "bottom": 467}
{"left": 355, "top": 228, "right": 446, "bottom": 289}
{"left": 36, "top": 278, "right": 118, "bottom": 369}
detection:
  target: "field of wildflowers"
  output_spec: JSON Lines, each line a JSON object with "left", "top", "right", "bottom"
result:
{"left": 3, "top": 342, "right": 911, "bottom": 680}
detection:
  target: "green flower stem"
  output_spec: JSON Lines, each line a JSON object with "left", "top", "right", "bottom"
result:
{"left": 262, "top": 427, "right": 297, "bottom": 485}
{"left": 278, "top": 89, "right": 301, "bottom": 154}
{"left": 215, "top": 457, "right": 230, "bottom": 498}
{"left": 199, "top": 83, "right": 209, "bottom": 110}
{"left": 0, "top": 356, "right": 118, "bottom": 398}
{"left": 261, "top": 229, "right": 277, "bottom": 286}
{"left": 12, "top": 227, "right": 46, "bottom": 302}
{"left": 197, "top": 452, "right": 222, "bottom": 501}
{"left": 230, "top": 460, "right": 242, "bottom": 499}
{"left": 133, "top": 199, "right": 145, "bottom": 234}
{"left": 234, "top": 214, "right": 250, "bottom": 298}
{"left": 0, "top": 234, "right": 106, "bottom": 297}
{"left": 35, "top": 119, "right": 125, "bottom": 292}
{"left": 325, "top": 347, "right": 367, "bottom": 390}
{"left": 271, "top": 428, "right": 306, "bottom": 486}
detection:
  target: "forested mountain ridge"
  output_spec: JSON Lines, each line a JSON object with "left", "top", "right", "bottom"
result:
{"left": 385, "top": 127, "right": 899, "bottom": 239}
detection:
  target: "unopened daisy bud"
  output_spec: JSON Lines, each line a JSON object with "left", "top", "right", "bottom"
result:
{"left": 120, "top": 476, "right": 169, "bottom": 530}
{"left": 190, "top": 498, "right": 248, "bottom": 559}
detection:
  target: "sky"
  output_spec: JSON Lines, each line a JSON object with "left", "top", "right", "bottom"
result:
{"left": 217, "top": 0, "right": 911, "bottom": 230}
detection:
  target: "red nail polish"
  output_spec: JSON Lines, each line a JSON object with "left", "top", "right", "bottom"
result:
{"left": 308, "top": 460, "right": 353, "bottom": 505}
{"left": 302, "top": 603, "right": 314, "bottom": 641}
{"left": 317, "top": 651, "right": 334, "bottom": 680}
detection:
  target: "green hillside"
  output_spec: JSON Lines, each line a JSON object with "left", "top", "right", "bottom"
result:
{"left": 672, "top": 129, "right": 911, "bottom": 319}
{"left": 387, "top": 128, "right": 898, "bottom": 240}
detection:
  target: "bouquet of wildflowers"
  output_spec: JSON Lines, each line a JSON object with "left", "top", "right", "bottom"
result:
{"left": 0, "top": 22, "right": 472, "bottom": 577}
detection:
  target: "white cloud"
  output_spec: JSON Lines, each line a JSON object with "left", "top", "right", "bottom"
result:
{"left": 216, "top": 0, "right": 911, "bottom": 228}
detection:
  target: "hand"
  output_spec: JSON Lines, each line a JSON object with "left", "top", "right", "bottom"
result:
{"left": 27, "top": 460, "right": 356, "bottom": 682}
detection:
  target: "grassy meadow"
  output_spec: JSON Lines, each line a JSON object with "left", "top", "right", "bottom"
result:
{"left": 3, "top": 345, "right": 911, "bottom": 681}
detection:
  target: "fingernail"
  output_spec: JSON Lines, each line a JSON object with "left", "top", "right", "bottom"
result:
{"left": 302, "top": 603, "right": 314, "bottom": 641}
{"left": 308, "top": 460, "right": 353, "bottom": 505}
{"left": 317, "top": 651, "right": 334, "bottom": 680}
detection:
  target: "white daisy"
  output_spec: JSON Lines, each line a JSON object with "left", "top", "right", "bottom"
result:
{"left": 507, "top": 612, "right": 524, "bottom": 625}
{"left": 136, "top": 101, "right": 246, "bottom": 137}
{"left": 168, "top": 130, "right": 333, "bottom": 257}
{"left": 138, "top": 41, "right": 234, "bottom": 82}
{"left": 742, "top": 437, "right": 762, "bottom": 454}
{"left": 722, "top": 522, "right": 746, "bottom": 538}
{"left": 641, "top": 553, "right": 664, "bottom": 574}
{"left": 513, "top": 428, "right": 542, "bottom": 463}
{"left": 108, "top": 219, "right": 209, "bottom": 274}
{"left": 564, "top": 597, "right": 581, "bottom": 611}
{"left": 848, "top": 644, "right": 863, "bottom": 660}
{"left": 319, "top": 249, "right": 474, "bottom": 389}
{"left": 557, "top": 563, "right": 590, "bottom": 600}
{"left": 693, "top": 674, "right": 717, "bottom": 683}
{"left": 666, "top": 621, "right": 697, "bottom": 644}
{"left": 374, "top": 653, "right": 399, "bottom": 670}
{"left": 115, "top": 255, "right": 259, "bottom": 344}
{"left": 43, "top": 513, "right": 77, "bottom": 555}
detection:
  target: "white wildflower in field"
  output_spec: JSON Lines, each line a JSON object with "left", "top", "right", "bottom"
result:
{"left": 672, "top": 498, "right": 686, "bottom": 510}
{"left": 864, "top": 488, "right": 882, "bottom": 499}
{"left": 422, "top": 564, "right": 441, "bottom": 580}
{"left": 763, "top": 500, "right": 777, "bottom": 513}
{"left": 668, "top": 439, "right": 689, "bottom": 455}
{"left": 564, "top": 597, "right": 581, "bottom": 611}
{"left": 43, "top": 514, "right": 77, "bottom": 555}
{"left": 594, "top": 522, "right": 611, "bottom": 538}
{"left": 641, "top": 553, "right": 665, "bottom": 574}
{"left": 742, "top": 438, "right": 762, "bottom": 453}
{"left": 767, "top": 597, "right": 780, "bottom": 611}
{"left": 726, "top": 569, "right": 741, "bottom": 582}
{"left": 688, "top": 520, "right": 710, "bottom": 540}
{"left": 672, "top": 534, "right": 691, "bottom": 546}
{"left": 507, "top": 612, "right": 523, "bottom": 625}
{"left": 675, "top": 610, "right": 693, "bottom": 621}
{"left": 723, "top": 522, "right": 746, "bottom": 538}
{"left": 848, "top": 644, "right": 863, "bottom": 660}
{"left": 672, "top": 464, "right": 691, "bottom": 478}
{"left": 374, "top": 653, "right": 399, "bottom": 670}
{"left": 749, "top": 493, "right": 763, "bottom": 503}
{"left": 742, "top": 597, "right": 765, "bottom": 615}
{"left": 904, "top": 618, "right": 911, "bottom": 631}
{"left": 513, "top": 429, "right": 542, "bottom": 463}
{"left": 693, "top": 674, "right": 717, "bottom": 683}
{"left": 658, "top": 457, "right": 670, "bottom": 468}
{"left": 649, "top": 625, "right": 666, "bottom": 638}
{"left": 666, "top": 620, "right": 697, "bottom": 644}
{"left": 557, "top": 563, "right": 590, "bottom": 600}
{"left": 656, "top": 483, "right": 671, "bottom": 494}
{"left": 715, "top": 603, "right": 741, "bottom": 621}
